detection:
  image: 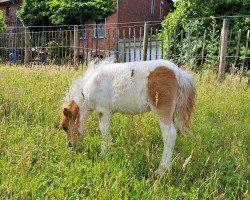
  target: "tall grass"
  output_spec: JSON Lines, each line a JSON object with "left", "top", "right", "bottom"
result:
{"left": 0, "top": 66, "right": 249, "bottom": 199}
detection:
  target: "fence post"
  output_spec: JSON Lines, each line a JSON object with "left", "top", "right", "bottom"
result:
{"left": 242, "top": 30, "right": 249, "bottom": 69}
{"left": 115, "top": 28, "right": 119, "bottom": 63}
{"left": 24, "top": 27, "right": 30, "bottom": 65}
{"left": 142, "top": 22, "right": 149, "bottom": 61}
{"left": 218, "top": 18, "right": 229, "bottom": 79}
{"left": 74, "top": 25, "right": 79, "bottom": 70}
{"left": 201, "top": 29, "right": 207, "bottom": 69}
{"left": 232, "top": 29, "right": 241, "bottom": 73}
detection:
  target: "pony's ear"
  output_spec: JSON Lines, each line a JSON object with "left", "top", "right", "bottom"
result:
{"left": 63, "top": 108, "right": 73, "bottom": 119}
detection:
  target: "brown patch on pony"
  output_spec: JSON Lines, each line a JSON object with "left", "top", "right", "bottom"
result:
{"left": 131, "top": 69, "right": 135, "bottom": 77}
{"left": 147, "top": 66, "right": 179, "bottom": 124}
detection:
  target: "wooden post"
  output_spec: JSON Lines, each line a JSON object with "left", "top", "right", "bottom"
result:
{"left": 24, "top": 27, "right": 30, "bottom": 65}
{"left": 180, "top": 30, "right": 183, "bottom": 64}
{"left": 133, "top": 28, "right": 136, "bottom": 61}
{"left": 173, "top": 29, "right": 176, "bottom": 59}
{"left": 128, "top": 27, "right": 131, "bottom": 62}
{"left": 155, "top": 29, "right": 158, "bottom": 60}
{"left": 108, "top": 29, "right": 111, "bottom": 57}
{"left": 201, "top": 29, "right": 207, "bottom": 69}
{"left": 187, "top": 28, "right": 191, "bottom": 66}
{"left": 74, "top": 25, "right": 79, "bottom": 70}
{"left": 232, "top": 29, "right": 241, "bottom": 73}
{"left": 167, "top": 31, "right": 171, "bottom": 59}
{"left": 139, "top": 27, "right": 142, "bottom": 60}
{"left": 115, "top": 28, "right": 119, "bottom": 63}
{"left": 96, "top": 29, "right": 99, "bottom": 57}
{"left": 218, "top": 18, "right": 229, "bottom": 79}
{"left": 142, "top": 22, "right": 149, "bottom": 61}
{"left": 86, "top": 30, "right": 89, "bottom": 65}
{"left": 149, "top": 27, "right": 152, "bottom": 60}
{"left": 242, "top": 30, "right": 249, "bottom": 69}
{"left": 161, "top": 29, "right": 164, "bottom": 59}
{"left": 123, "top": 29, "right": 126, "bottom": 62}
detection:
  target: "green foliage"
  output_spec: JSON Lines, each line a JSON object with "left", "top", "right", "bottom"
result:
{"left": 0, "top": 48, "right": 9, "bottom": 63}
{"left": 47, "top": 40, "right": 63, "bottom": 60}
{"left": 0, "top": 66, "right": 249, "bottom": 199}
{"left": 17, "top": 0, "right": 115, "bottom": 27}
{"left": 0, "top": 10, "right": 6, "bottom": 33}
{"left": 0, "top": 11, "right": 9, "bottom": 62}
{"left": 162, "top": 0, "right": 250, "bottom": 69}
{"left": 17, "top": 0, "right": 50, "bottom": 27}
{"left": 47, "top": 0, "right": 115, "bottom": 25}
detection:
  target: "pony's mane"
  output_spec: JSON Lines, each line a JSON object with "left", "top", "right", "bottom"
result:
{"left": 63, "top": 57, "right": 115, "bottom": 105}
{"left": 63, "top": 76, "right": 85, "bottom": 106}
{"left": 85, "top": 57, "right": 115, "bottom": 77}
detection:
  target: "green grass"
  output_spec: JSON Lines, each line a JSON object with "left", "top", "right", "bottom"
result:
{"left": 0, "top": 66, "right": 249, "bottom": 199}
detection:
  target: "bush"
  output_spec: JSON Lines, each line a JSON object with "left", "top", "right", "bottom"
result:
{"left": 0, "top": 10, "right": 6, "bottom": 33}
{"left": 162, "top": 0, "right": 250, "bottom": 69}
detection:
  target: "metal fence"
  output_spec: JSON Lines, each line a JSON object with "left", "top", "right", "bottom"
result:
{"left": 0, "top": 20, "right": 249, "bottom": 72}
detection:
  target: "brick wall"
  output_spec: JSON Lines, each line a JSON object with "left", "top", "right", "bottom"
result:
{"left": 79, "top": 15, "right": 117, "bottom": 58}
{"left": 0, "top": 0, "right": 23, "bottom": 27}
{"left": 118, "top": 0, "right": 171, "bottom": 26}
{"left": 79, "top": 0, "right": 171, "bottom": 58}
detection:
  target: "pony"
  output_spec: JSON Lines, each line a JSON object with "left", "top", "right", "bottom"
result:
{"left": 61, "top": 59, "right": 196, "bottom": 176}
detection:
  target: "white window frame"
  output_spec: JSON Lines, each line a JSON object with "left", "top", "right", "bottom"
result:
{"left": 151, "top": 0, "right": 155, "bottom": 16}
{"left": 160, "top": 1, "right": 164, "bottom": 20}
{"left": 79, "top": 24, "right": 86, "bottom": 40}
{"left": 93, "top": 18, "right": 106, "bottom": 39}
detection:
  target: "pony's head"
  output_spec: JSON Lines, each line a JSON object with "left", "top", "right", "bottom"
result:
{"left": 60, "top": 100, "right": 81, "bottom": 148}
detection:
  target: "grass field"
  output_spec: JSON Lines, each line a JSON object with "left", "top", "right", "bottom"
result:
{"left": 0, "top": 66, "right": 249, "bottom": 199}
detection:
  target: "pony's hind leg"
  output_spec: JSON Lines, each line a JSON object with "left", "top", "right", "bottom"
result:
{"left": 155, "top": 120, "right": 177, "bottom": 176}
{"left": 147, "top": 66, "right": 179, "bottom": 176}
{"left": 98, "top": 111, "right": 112, "bottom": 157}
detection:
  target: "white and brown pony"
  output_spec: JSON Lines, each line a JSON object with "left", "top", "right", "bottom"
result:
{"left": 61, "top": 59, "right": 195, "bottom": 175}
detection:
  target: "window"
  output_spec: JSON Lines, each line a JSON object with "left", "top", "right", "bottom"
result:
{"left": 93, "top": 18, "right": 106, "bottom": 38}
{"left": 80, "top": 24, "right": 86, "bottom": 40}
{"left": 160, "top": 1, "right": 164, "bottom": 20}
{"left": 151, "top": 0, "right": 155, "bottom": 16}
{"left": 6, "top": 7, "right": 10, "bottom": 17}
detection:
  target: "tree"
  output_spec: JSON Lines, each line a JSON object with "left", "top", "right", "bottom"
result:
{"left": 17, "top": 0, "right": 50, "bottom": 27}
{"left": 48, "top": 0, "right": 115, "bottom": 25}
{"left": 17, "top": 0, "right": 115, "bottom": 27}
{"left": 0, "top": 10, "right": 6, "bottom": 33}
{"left": 161, "top": 0, "right": 250, "bottom": 68}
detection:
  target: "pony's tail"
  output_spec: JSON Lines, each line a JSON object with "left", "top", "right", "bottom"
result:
{"left": 175, "top": 70, "right": 196, "bottom": 132}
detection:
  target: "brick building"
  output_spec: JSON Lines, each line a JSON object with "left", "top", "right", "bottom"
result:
{"left": 0, "top": 0, "right": 172, "bottom": 62}
{"left": 0, "top": 0, "right": 23, "bottom": 31}
{"left": 79, "top": 0, "right": 172, "bottom": 59}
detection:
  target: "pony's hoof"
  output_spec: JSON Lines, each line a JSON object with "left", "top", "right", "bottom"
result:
{"left": 154, "top": 165, "right": 167, "bottom": 177}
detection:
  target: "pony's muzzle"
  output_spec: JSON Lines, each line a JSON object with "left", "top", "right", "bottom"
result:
{"left": 67, "top": 141, "right": 72, "bottom": 148}
{"left": 62, "top": 125, "right": 68, "bottom": 132}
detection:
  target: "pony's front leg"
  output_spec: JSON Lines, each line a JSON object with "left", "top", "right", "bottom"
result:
{"left": 98, "top": 112, "right": 112, "bottom": 157}
{"left": 155, "top": 121, "right": 177, "bottom": 176}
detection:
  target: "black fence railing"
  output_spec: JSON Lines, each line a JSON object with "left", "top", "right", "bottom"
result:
{"left": 0, "top": 21, "right": 249, "bottom": 72}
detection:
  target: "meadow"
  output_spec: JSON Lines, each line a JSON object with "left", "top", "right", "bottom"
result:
{"left": 0, "top": 65, "right": 249, "bottom": 199}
